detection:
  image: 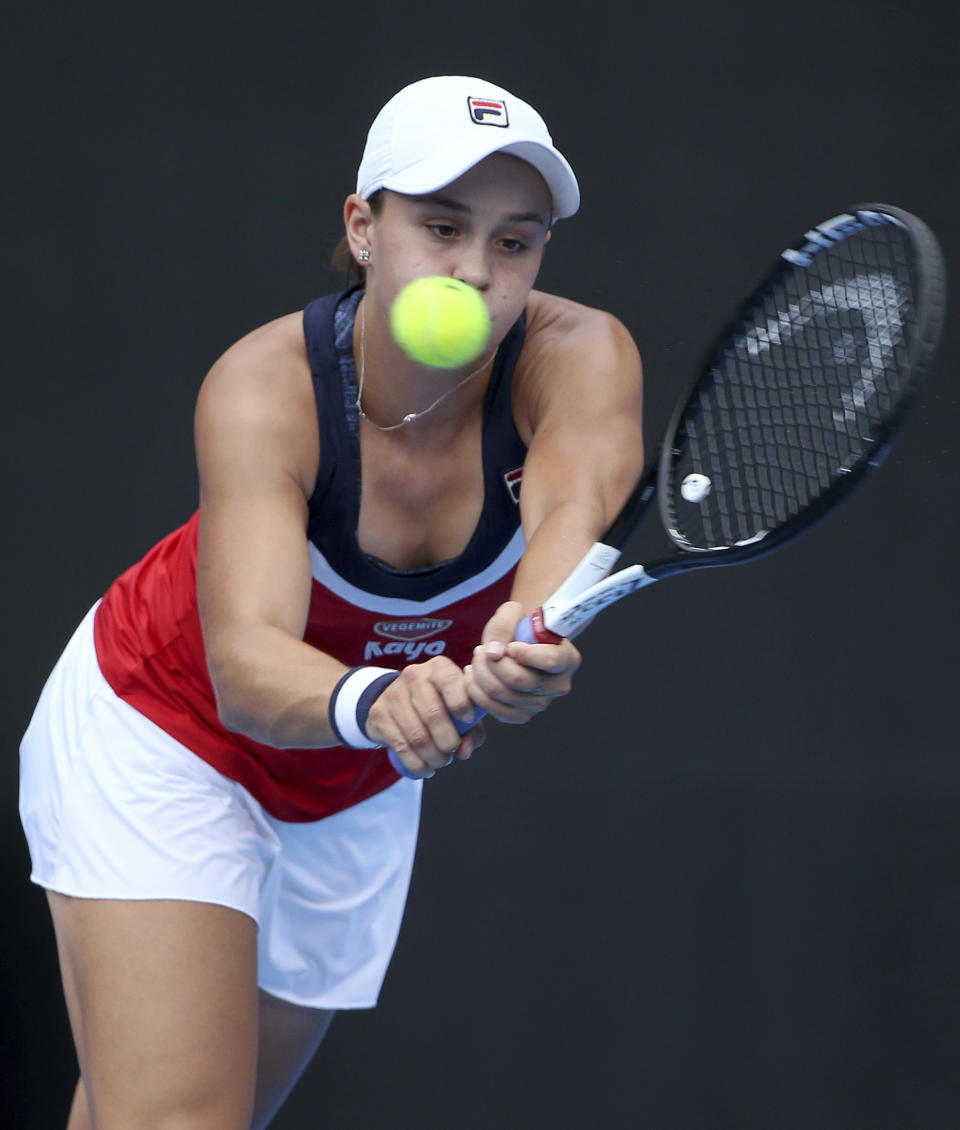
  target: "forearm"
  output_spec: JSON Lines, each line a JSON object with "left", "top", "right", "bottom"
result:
{"left": 511, "top": 498, "right": 608, "bottom": 613}
{"left": 207, "top": 623, "right": 350, "bottom": 749}
{"left": 466, "top": 498, "right": 603, "bottom": 719}
{"left": 468, "top": 503, "right": 593, "bottom": 721}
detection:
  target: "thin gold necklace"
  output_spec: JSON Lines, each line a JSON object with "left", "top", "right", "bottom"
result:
{"left": 356, "top": 297, "right": 494, "bottom": 432}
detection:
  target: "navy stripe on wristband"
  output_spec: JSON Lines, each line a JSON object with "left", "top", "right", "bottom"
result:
{"left": 328, "top": 666, "right": 401, "bottom": 749}
{"left": 356, "top": 671, "right": 401, "bottom": 740}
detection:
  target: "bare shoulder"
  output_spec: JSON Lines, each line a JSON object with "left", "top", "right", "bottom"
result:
{"left": 195, "top": 311, "right": 318, "bottom": 495}
{"left": 524, "top": 290, "right": 639, "bottom": 356}
{"left": 200, "top": 311, "right": 309, "bottom": 406}
{"left": 515, "top": 291, "right": 643, "bottom": 440}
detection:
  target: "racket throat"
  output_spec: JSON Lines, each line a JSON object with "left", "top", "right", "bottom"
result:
{"left": 542, "top": 564, "right": 656, "bottom": 638}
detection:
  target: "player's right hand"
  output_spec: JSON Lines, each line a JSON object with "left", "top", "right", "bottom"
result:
{"left": 362, "top": 656, "right": 485, "bottom": 778}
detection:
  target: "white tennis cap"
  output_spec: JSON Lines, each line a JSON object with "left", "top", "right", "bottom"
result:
{"left": 356, "top": 76, "right": 580, "bottom": 220}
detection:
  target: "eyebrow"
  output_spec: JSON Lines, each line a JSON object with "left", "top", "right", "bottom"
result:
{"left": 415, "top": 194, "right": 548, "bottom": 227}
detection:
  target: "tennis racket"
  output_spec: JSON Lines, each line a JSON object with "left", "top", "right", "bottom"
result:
{"left": 389, "top": 202, "right": 946, "bottom": 778}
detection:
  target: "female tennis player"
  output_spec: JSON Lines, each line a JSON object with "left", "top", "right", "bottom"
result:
{"left": 20, "top": 75, "right": 643, "bottom": 1129}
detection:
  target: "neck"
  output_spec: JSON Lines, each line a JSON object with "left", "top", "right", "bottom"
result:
{"left": 354, "top": 294, "right": 494, "bottom": 432}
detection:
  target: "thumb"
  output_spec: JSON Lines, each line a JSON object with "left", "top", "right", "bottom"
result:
{"left": 481, "top": 600, "right": 524, "bottom": 651}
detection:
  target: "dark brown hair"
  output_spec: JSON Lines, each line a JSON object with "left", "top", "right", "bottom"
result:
{"left": 331, "top": 191, "right": 385, "bottom": 284}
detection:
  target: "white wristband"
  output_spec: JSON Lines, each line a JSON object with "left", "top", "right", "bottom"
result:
{"left": 329, "top": 666, "right": 400, "bottom": 749}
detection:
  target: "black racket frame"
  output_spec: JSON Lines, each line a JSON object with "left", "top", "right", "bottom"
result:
{"left": 604, "top": 203, "right": 946, "bottom": 583}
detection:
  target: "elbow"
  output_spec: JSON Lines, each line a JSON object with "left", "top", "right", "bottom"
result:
{"left": 215, "top": 691, "right": 249, "bottom": 737}
{"left": 210, "top": 671, "right": 253, "bottom": 738}
{"left": 205, "top": 646, "right": 261, "bottom": 740}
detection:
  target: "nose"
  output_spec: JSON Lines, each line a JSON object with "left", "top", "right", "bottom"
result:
{"left": 452, "top": 242, "right": 491, "bottom": 292}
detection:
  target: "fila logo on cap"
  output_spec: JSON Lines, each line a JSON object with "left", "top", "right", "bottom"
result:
{"left": 467, "top": 96, "right": 509, "bottom": 127}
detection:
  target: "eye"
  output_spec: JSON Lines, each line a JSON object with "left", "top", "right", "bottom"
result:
{"left": 428, "top": 223, "right": 458, "bottom": 239}
{"left": 498, "top": 237, "right": 528, "bottom": 253}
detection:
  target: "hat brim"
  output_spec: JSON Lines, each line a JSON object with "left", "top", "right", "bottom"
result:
{"left": 373, "top": 135, "right": 580, "bottom": 220}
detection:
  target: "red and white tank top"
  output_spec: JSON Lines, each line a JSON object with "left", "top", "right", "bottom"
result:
{"left": 94, "top": 287, "right": 528, "bottom": 821}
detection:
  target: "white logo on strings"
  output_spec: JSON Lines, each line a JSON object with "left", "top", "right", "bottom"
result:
{"left": 736, "top": 272, "right": 905, "bottom": 428}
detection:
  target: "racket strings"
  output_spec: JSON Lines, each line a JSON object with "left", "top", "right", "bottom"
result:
{"left": 666, "top": 222, "right": 919, "bottom": 550}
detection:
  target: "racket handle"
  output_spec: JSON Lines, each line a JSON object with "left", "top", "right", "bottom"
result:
{"left": 387, "top": 710, "right": 485, "bottom": 778}
{"left": 387, "top": 611, "right": 554, "bottom": 778}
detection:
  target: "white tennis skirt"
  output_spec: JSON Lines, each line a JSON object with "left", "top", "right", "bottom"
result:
{"left": 19, "top": 604, "right": 422, "bottom": 1010}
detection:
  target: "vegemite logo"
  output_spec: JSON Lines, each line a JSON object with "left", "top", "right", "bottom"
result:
{"left": 366, "top": 618, "right": 453, "bottom": 661}
{"left": 468, "top": 96, "right": 509, "bottom": 127}
{"left": 373, "top": 619, "right": 452, "bottom": 642}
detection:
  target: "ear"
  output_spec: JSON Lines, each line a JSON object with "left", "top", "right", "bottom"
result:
{"left": 343, "top": 194, "right": 375, "bottom": 264}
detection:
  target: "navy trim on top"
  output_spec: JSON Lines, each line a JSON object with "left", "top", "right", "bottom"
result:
{"left": 303, "top": 287, "right": 528, "bottom": 601}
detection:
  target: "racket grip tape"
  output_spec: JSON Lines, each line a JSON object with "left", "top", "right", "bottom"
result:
{"left": 387, "top": 610, "right": 557, "bottom": 778}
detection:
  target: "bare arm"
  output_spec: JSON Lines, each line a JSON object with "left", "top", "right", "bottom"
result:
{"left": 467, "top": 297, "right": 644, "bottom": 720}
{"left": 195, "top": 318, "right": 482, "bottom": 770}
{"left": 512, "top": 300, "right": 644, "bottom": 604}
{"left": 194, "top": 319, "right": 346, "bottom": 748}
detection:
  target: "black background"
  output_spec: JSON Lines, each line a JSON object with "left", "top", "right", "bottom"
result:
{"left": 4, "top": 2, "right": 958, "bottom": 1127}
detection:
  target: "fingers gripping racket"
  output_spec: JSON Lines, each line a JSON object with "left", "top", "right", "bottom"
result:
{"left": 389, "top": 202, "right": 946, "bottom": 778}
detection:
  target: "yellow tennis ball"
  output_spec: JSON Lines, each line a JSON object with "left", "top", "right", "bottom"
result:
{"left": 390, "top": 277, "right": 491, "bottom": 368}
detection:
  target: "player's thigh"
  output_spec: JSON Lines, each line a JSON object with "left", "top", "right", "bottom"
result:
{"left": 49, "top": 892, "right": 260, "bottom": 1130}
{"left": 251, "top": 991, "right": 335, "bottom": 1130}
{"left": 61, "top": 994, "right": 334, "bottom": 1130}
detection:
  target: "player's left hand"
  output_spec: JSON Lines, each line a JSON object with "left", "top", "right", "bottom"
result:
{"left": 465, "top": 601, "right": 580, "bottom": 724}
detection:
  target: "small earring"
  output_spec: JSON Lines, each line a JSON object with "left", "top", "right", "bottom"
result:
{"left": 357, "top": 248, "right": 370, "bottom": 263}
